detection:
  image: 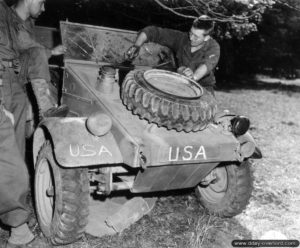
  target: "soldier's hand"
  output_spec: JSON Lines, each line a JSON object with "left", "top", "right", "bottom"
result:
{"left": 51, "top": 45, "right": 67, "bottom": 56}
{"left": 177, "top": 66, "right": 194, "bottom": 78}
{"left": 181, "top": 67, "right": 194, "bottom": 79}
{"left": 3, "top": 108, "right": 15, "bottom": 125}
{"left": 177, "top": 66, "right": 187, "bottom": 75}
{"left": 125, "top": 45, "right": 140, "bottom": 61}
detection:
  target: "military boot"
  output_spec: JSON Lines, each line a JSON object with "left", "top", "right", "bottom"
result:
{"left": 30, "top": 78, "right": 69, "bottom": 120}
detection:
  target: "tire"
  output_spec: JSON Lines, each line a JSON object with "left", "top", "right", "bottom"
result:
{"left": 195, "top": 161, "right": 253, "bottom": 217}
{"left": 34, "top": 142, "right": 89, "bottom": 245}
{"left": 121, "top": 69, "right": 217, "bottom": 132}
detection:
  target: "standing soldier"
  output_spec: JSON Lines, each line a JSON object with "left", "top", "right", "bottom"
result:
{"left": 0, "top": 0, "right": 47, "bottom": 247}
{"left": 10, "top": 0, "right": 68, "bottom": 120}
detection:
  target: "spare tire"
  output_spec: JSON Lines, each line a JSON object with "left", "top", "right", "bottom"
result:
{"left": 121, "top": 69, "right": 217, "bottom": 132}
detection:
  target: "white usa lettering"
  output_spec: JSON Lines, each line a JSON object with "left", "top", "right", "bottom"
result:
{"left": 69, "top": 144, "right": 113, "bottom": 157}
{"left": 182, "top": 146, "right": 193, "bottom": 160}
{"left": 194, "top": 146, "right": 207, "bottom": 160}
{"left": 168, "top": 145, "right": 207, "bottom": 162}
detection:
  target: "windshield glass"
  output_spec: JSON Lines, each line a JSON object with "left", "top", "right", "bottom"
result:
{"left": 60, "top": 21, "right": 174, "bottom": 67}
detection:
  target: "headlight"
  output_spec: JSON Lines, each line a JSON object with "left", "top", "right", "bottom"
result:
{"left": 86, "top": 113, "right": 112, "bottom": 136}
{"left": 231, "top": 116, "right": 250, "bottom": 136}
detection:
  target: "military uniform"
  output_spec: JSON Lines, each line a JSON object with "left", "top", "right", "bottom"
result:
{"left": 9, "top": 6, "right": 67, "bottom": 119}
{"left": 142, "top": 26, "right": 220, "bottom": 93}
{"left": 0, "top": 0, "right": 30, "bottom": 227}
{"left": 9, "top": 7, "right": 51, "bottom": 81}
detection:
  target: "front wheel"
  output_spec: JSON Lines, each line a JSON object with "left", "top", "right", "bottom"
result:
{"left": 34, "top": 142, "right": 90, "bottom": 245}
{"left": 196, "top": 161, "right": 253, "bottom": 217}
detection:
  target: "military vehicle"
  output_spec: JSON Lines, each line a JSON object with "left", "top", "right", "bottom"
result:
{"left": 32, "top": 21, "right": 261, "bottom": 245}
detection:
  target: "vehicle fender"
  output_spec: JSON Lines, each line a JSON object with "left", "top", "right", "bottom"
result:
{"left": 33, "top": 117, "right": 123, "bottom": 168}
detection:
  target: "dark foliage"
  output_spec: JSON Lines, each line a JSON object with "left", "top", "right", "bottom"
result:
{"left": 27, "top": 0, "right": 300, "bottom": 81}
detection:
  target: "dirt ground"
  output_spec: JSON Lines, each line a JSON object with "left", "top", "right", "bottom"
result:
{"left": 1, "top": 81, "right": 300, "bottom": 247}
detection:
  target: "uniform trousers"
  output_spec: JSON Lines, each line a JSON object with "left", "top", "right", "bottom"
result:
{"left": 0, "top": 67, "right": 30, "bottom": 227}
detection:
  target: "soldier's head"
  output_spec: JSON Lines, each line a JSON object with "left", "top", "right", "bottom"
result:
{"left": 189, "top": 16, "right": 215, "bottom": 47}
{"left": 17, "top": 0, "right": 46, "bottom": 19}
{"left": 28, "top": 0, "right": 45, "bottom": 18}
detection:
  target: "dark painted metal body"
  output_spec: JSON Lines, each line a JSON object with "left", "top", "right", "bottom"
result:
{"left": 59, "top": 59, "right": 241, "bottom": 168}
{"left": 33, "top": 118, "right": 123, "bottom": 167}
{"left": 132, "top": 163, "right": 219, "bottom": 193}
{"left": 33, "top": 22, "right": 259, "bottom": 193}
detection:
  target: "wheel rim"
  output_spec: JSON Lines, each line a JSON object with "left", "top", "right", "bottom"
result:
{"left": 143, "top": 69, "right": 203, "bottom": 98}
{"left": 35, "top": 158, "right": 55, "bottom": 228}
{"left": 198, "top": 167, "right": 228, "bottom": 204}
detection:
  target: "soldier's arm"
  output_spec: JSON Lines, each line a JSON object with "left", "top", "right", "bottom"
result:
{"left": 141, "top": 26, "right": 184, "bottom": 51}
{"left": 18, "top": 36, "right": 64, "bottom": 59}
{"left": 17, "top": 20, "right": 65, "bottom": 58}
{"left": 126, "top": 26, "right": 184, "bottom": 60}
{"left": 15, "top": 21, "right": 50, "bottom": 57}
{"left": 193, "top": 40, "right": 220, "bottom": 81}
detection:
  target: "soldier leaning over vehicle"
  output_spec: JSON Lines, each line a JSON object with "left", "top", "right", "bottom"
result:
{"left": 10, "top": 0, "right": 68, "bottom": 120}
{"left": 126, "top": 16, "right": 220, "bottom": 95}
{"left": 0, "top": 0, "right": 48, "bottom": 247}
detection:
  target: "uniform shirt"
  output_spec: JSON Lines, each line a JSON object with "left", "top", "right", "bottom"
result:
{"left": 6, "top": 6, "right": 52, "bottom": 82}
{"left": 142, "top": 26, "right": 220, "bottom": 87}
{"left": 0, "top": 0, "right": 51, "bottom": 60}
{"left": 0, "top": 0, "right": 18, "bottom": 60}
{"left": 9, "top": 7, "right": 51, "bottom": 58}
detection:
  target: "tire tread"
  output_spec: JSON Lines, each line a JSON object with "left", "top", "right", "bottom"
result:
{"left": 121, "top": 70, "right": 217, "bottom": 132}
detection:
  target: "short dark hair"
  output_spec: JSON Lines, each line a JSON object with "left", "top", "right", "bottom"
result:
{"left": 192, "top": 16, "right": 215, "bottom": 35}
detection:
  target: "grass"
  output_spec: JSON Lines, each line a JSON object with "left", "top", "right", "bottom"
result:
{"left": 218, "top": 88, "right": 300, "bottom": 240}
{"left": 188, "top": 215, "right": 218, "bottom": 248}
